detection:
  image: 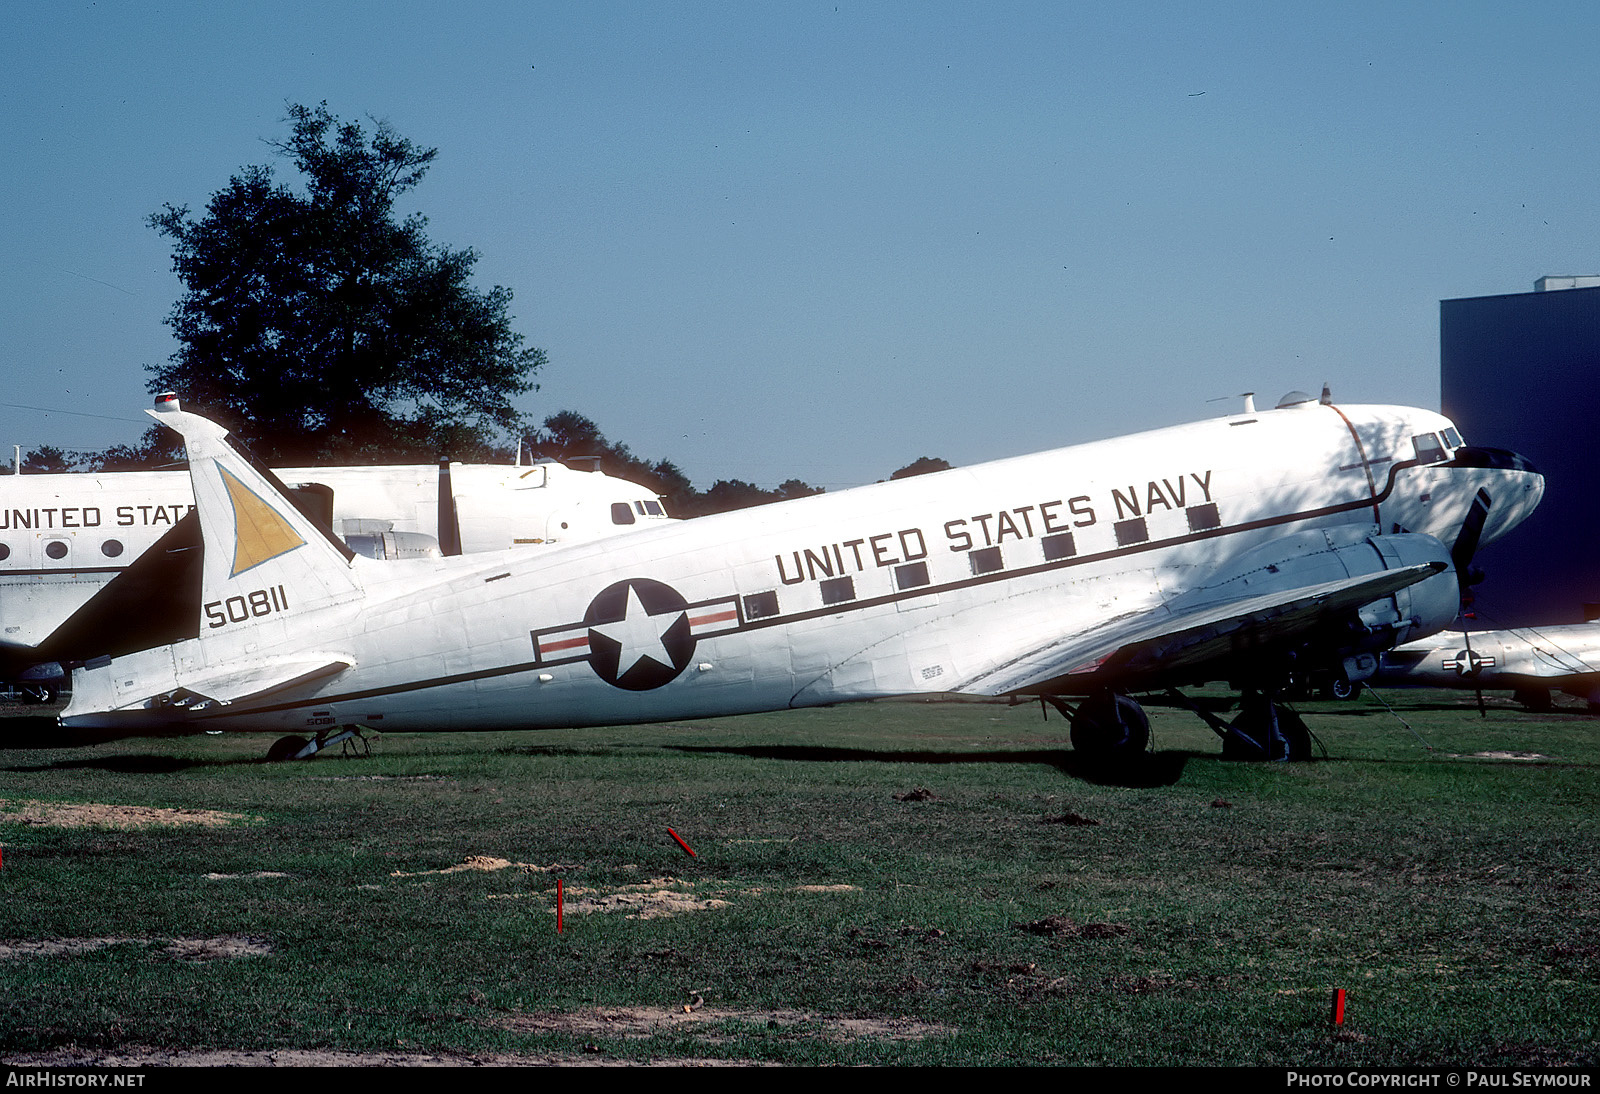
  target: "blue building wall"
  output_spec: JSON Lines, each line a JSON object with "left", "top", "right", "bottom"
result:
{"left": 1441, "top": 285, "right": 1600, "bottom": 626}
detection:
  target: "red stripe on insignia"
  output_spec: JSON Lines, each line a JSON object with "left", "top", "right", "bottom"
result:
{"left": 689, "top": 609, "right": 737, "bottom": 628}
{"left": 541, "top": 635, "right": 590, "bottom": 654}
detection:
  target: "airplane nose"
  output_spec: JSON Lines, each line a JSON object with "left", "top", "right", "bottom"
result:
{"left": 1450, "top": 446, "right": 1541, "bottom": 477}
{"left": 1450, "top": 446, "right": 1544, "bottom": 545}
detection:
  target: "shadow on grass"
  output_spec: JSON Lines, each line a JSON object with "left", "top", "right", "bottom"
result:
{"left": 662, "top": 743, "right": 1191, "bottom": 787}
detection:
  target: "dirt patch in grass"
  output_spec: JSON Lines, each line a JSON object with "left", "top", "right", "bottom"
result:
{"left": 0, "top": 935, "right": 272, "bottom": 961}
{"left": 0, "top": 799, "right": 256, "bottom": 829}
{"left": 496, "top": 1006, "right": 953, "bottom": 1043}
{"left": 561, "top": 879, "right": 729, "bottom": 920}
{"left": 204, "top": 871, "right": 291, "bottom": 880}
{"left": 391, "top": 855, "right": 563, "bottom": 877}
{"left": 1014, "top": 915, "right": 1132, "bottom": 939}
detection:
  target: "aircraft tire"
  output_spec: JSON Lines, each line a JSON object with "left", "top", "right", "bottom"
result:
{"left": 266, "top": 735, "right": 310, "bottom": 762}
{"left": 1277, "top": 707, "right": 1312, "bottom": 761}
{"left": 1069, "top": 692, "right": 1149, "bottom": 758}
{"left": 1324, "top": 676, "right": 1359, "bottom": 701}
{"left": 1225, "top": 699, "right": 1312, "bottom": 761}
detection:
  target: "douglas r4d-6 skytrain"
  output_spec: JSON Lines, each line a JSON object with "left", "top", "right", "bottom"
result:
{"left": 61, "top": 392, "right": 1543, "bottom": 762}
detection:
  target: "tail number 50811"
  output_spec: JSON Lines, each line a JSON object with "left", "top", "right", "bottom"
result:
{"left": 205, "top": 585, "right": 289, "bottom": 628}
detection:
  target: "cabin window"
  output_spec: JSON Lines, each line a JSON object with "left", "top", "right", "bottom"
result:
{"left": 895, "top": 561, "right": 930, "bottom": 590}
{"left": 610, "top": 502, "right": 635, "bottom": 525}
{"left": 1042, "top": 532, "right": 1076, "bottom": 561}
{"left": 1114, "top": 518, "right": 1148, "bottom": 546}
{"left": 1186, "top": 503, "right": 1221, "bottom": 532}
{"left": 820, "top": 576, "right": 855, "bottom": 605}
{"left": 743, "top": 590, "right": 779, "bottom": 620}
{"left": 101, "top": 539, "right": 124, "bottom": 558}
{"left": 969, "top": 546, "right": 1003, "bottom": 575}
{"left": 1412, "top": 433, "right": 1446, "bottom": 464}
{"left": 44, "top": 540, "right": 68, "bottom": 560}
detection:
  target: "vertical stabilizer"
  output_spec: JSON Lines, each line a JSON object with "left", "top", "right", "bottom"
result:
{"left": 148, "top": 396, "right": 363, "bottom": 626}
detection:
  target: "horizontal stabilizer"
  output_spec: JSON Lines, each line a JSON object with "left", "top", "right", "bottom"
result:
{"left": 956, "top": 562, "right": 1446, "bottom": 696}
{"left": 160, "top": 657, "right": 352, "bottom": 711}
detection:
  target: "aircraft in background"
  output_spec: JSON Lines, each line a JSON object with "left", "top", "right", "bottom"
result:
{"left": 1, "top": 455, "right": 672, "bottom": 694}
{"left": 61, "top": 392, "right": 1543, "bottom": 762}
{"left": 1375, "top": 624, "right": 1600, "bottom": 710}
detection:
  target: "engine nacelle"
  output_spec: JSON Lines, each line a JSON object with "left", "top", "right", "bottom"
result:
{"left": 1182, "top": 527, "right": 1459, "bottom": 652}
{"left": 343, "top": 531, "right": 444, "bottom": 561}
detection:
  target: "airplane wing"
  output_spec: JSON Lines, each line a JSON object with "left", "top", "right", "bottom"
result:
{"left": 954, "top": 562, "right": 1446, "bottom": 697}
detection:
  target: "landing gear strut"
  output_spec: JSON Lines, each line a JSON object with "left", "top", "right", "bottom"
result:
{"left": 1068, "top": 690, "right": 1150, "bottom": 759}
{"left": 1222, "top": 691, "right": 1311, "bottom": 761}
{"left": 1167, "top": 688, "right": 1314, "bottom": 762}
{"left": 265, "top": 726, "right": 373, "bottom": 762}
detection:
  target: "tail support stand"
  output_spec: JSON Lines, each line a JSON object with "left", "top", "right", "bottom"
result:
{"left": 281, "top": 726, "right": 374, "bottom": 761}
{"left": 294, "top": 726, "right": 372, "bottom": 759}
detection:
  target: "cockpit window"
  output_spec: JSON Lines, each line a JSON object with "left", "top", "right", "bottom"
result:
{"left": 1442, "top": 427, "right": 1463, "bottom": 449}
{"left": 1412, "top": 433, "right": 1446, "bottom": 464}
{"left": 642, "top": 500, "right": 664, "bottom": 516}
{"left": 610, "top": 502, "right": 636, "bottom": 525}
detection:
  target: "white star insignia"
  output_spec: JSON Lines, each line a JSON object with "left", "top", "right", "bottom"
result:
{"left": 592, "top": 585, "right": 683, "bottom": 677}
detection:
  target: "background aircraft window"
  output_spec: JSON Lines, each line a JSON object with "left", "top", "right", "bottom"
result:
{"left": 1114, "top": 518, "right": 1149, "bottom": 546}
{"left": 743, "top": 590, "right": 779, "bottom": 620}
{"left": 45, "top": 540, "right": 69, "bottom": 560}
{"left": 1412, "top": 433, "right": 1446, "bottom": 464}
{"left": 969, "top": 546, "right": 1003, "bottom": 575}
{"left": 610, "top": 502, "right": 635, "bottom": 525}
{"left": 1042, "top": 532, "right": 1076, "bottom": 561}
{"left": 819, "top": 576, "right": 855, "bottom": 605}
{"left": 1186, "top": 502, "right": 1221, "bottom": 532}
{"left": 101, "top": 539, "right": 124, "bottom": 558}
{"left": 894, "top": 561, "right": 930, "bottom": 590}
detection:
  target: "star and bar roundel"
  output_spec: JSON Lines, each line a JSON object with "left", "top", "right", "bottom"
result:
{"left": 531, "top": 578, "right": 743, "bottom": 690}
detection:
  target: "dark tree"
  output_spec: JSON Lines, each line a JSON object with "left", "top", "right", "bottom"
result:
{"left": 890, "top": 456, "right": 952, "bottom": 480}
{"left": 147, "top": 102, "right": 543, "bottom": 463}
{"left": 525, "top": 410, "right": 821, "bottom": 517}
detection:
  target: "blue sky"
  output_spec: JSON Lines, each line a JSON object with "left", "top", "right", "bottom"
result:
{"left": 4, "top": 2, "right": 1595, "bottom": 488}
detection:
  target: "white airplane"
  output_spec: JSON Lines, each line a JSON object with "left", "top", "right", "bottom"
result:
{"left": 1376, "top": 624, "right": 1600, "bottom": 710}
{"left": 60, "top": 393, "right": 1543, "bottom": 762}
{"left": 0, "top": 455, "right": 671, "bottom": 690}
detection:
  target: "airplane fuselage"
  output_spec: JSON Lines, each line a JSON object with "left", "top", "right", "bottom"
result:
{"left": 62, "top": 401, "right": 1544, "bottom": 735}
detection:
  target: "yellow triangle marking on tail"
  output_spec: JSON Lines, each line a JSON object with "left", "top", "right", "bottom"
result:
{"left": 219, "top": 465, "right": 306, "bottom": 577}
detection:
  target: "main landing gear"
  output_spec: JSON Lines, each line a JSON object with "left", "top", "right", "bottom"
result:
{"left": 1167, "top": 688, "right": 1313, "bottom": 762}
{"left": 1048, "top": 688, "right": 1316, "bottom": 763}
{"left": 265, "top": 726, "right": 374, "bottom": 762}
{"left": 1066, "top": 690, "right": 1151, "bottom": 760}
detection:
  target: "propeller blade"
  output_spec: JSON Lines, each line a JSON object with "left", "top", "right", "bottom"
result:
{"left": 1451, "top": 488, "right": 1492, "bottom": 579}
{"left": 437, "top": 459, "right": 462, "bottom": 557}
{"left": 1452, "top": 491, "right": 1494, "bottom": 719}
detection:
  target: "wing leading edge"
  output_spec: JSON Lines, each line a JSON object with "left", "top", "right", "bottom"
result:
{"left": 955, "top": 561, "right": 1448, "bottom": 697}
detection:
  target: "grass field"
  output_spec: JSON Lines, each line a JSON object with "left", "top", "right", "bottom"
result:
{"left": 0, "top": 689, "right": 1596, "bottom": 1067}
